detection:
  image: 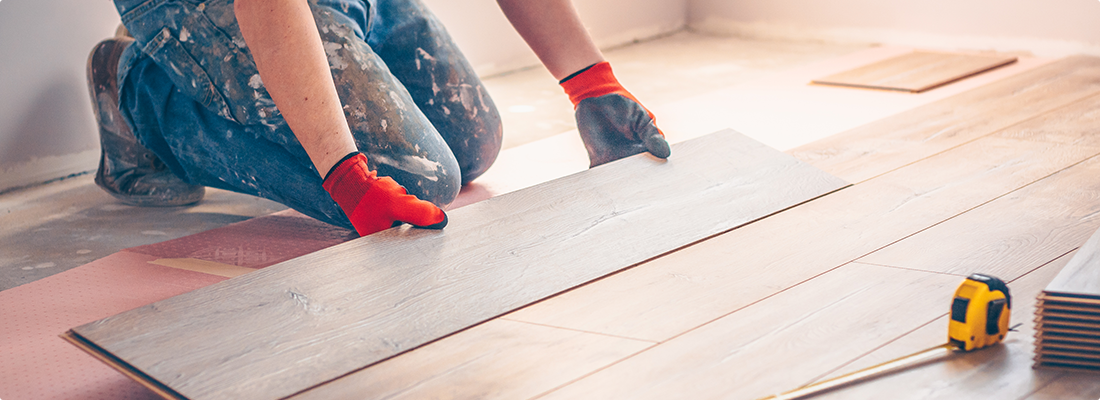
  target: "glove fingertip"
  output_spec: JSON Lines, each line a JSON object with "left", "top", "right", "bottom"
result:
{"left": 418, "top": 212, "right": 448, "bottom": 230}
{"left": 644, "top": 131, "right": 671, "bottom": 159}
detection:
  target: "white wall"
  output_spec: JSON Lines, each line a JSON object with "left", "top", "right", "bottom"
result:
{"left": 0, "top": 0, "right": 686, "bottom": 192}
{"left": 428, "top": 0, "right": 687, "bottom": 76}
{"left": 0, "top": 0, "right": 121, "bottom": 193}
{"left": 689, "top": 0, "right": 1100, "bottom": 57}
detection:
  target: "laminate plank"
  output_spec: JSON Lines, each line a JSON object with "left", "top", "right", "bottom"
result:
{"left": 65, "top": 130, "right": 847, "bottom": 400}
{"left": 536, "top": 264, "right": 962, "bottom": 399}
{"left": 1037, "top": 313, "right": 1100, "bottom": 324}
{"left": 855, "top": 154, "right": 1100, "bottom": 278}
{"left": 1037, "top": 341, "right": 1100, "bottom": 353}
{"left": 1038, "top": 327, "right": 1100, "bottom": 338}
{"left": 1046, "top": 226, "right": 1100, "bottom": 297}
{"left": 1022, "top": 373, "right": 1100, "bottom": 400}
{"left": 811, "top": 51, "right": 1017, "bottom": 93}
{"left": 1039, "top": 293, "right": 1100, "bottom": 307}
{"left": 995, "top": 92, "right": 1100, "bottom": 148}
{"left": 1038, "top": 309, "right": 1100, "bottom": 321}
{"left": 506, "top": 137, "right": 1100, "bottom": 342}
{"left": 1038, "top": 335, "right": 1100, "bottom": 346}
{"left": 1035, "top": 356, "right": 1100, "bottom": 369}
{"left": 288, "top": 319, "right": 652, "bottom": 400}
{"left": 790, "top": 56, "right": 1100, "bottom": 183}
{"left": 804, "top": 253, "right": 1080, "bottom": 399}
{"left": 1038, "top": 319, "right": 1100, "bottom": 330}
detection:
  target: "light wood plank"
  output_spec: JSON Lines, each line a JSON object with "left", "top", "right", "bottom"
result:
{"left": 995, "top": 92, "right": 1100, "bottom": 148}
{"left": 66, "top": 130, "right": 846, "bottom": 400}
{"left": 806, "top": 252, "right": 1078, "bottom": 399}
{"left": 537, "top": 263, "right": 962, "bottom": 399}
{"left": 1022, "top": 373, "right": 1100, "bottom": 400}
{"left": 148, "top": 258, "right": 256, "bottom": 278}
{"left": 856, "top": 154, "right": 1100, "bottom": 279}
{"left": 289, "top": 319, "right": 652, "bottom": 400}
{"left": 1045, "top": 225, "right": 1100, "bottom": 297}
{"left": 790, "top": 56, "right": 1100, "bottom": 183}
{"left": 506, "top": 137, "right": 1100, "bottom": 342}
{"left": 812, "top": 51, "right": 1017, "bottom": 93}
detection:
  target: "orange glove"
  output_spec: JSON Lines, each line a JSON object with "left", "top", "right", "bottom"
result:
{"left": 560, "top": 61, "right": 670, "bottom": 167}
{"left": 323, "top": 153, "right": 447, "bottom": 236}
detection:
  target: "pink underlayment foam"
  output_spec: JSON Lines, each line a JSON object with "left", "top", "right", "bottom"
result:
{"left": 126, "top": 209, "right": 357, "bottom": 267}
{"left": 0, "top": 252, "right": 226, "bottom": 400}
{"left": 0, "top": 186, "right": 497, "bottom": 400}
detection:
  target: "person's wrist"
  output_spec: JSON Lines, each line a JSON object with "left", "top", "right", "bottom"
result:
{"left": 559, "top": 61, "right": 625, "bottom": 107}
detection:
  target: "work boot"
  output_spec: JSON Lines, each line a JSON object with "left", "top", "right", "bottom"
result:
{"left": 87, "top": 37, "right": 205, "bottom": 206}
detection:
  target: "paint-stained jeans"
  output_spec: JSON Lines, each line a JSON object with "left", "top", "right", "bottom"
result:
{"left": 113, "top": 0, "right": 502, "bottom": 230}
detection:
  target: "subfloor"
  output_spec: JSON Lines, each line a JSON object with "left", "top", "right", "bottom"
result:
{"left": 0, "top": 30, "right": 868, "bottom": 291}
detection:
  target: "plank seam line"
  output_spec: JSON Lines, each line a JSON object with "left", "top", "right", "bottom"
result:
{"left": 500, "top": 182, "right": 850, "bottom": 329}
{"left": 527, "top": 342, "right": 661, "bottom": 400}
{"left": 1009, "top": 248, "right": 1078, "bottom": 286}
{"left": 803, "top": 311, "right": 949, "bottom": 387}
{"left": 833, "top": 88, "right": 1100, "bottom": 185}
{"left": 497, "top": 318, "right": 658, "bottom": 343}
{"left": 809, "top": 247, "right": 1080, "bottom": 391}
{"left": 531, "top": 149, "right": 1100, "bottom": 399}
{"left": 838, "top": 148, "right": 1100, "bottom": 283}
{"left": 848, "top": 261, "right": 969, "bottom": 277}
{"left": 284, "top": 315, "right": 509, "bottom": 399}
{"left": 528, "top": 262, "right": 859, "bottom": 400}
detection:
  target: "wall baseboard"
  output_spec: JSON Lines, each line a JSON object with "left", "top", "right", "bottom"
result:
{"left": 690, "top": 18, "right": 1100, "bottom": 59}
{"left": 0, "top": 150, "right": 98, "bottom": 195}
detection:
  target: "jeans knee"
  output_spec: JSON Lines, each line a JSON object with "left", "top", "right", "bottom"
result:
{"left": 450, "top": 102, "right": 502, "bottom": 184}
{"left": 370, "top": 150, "right": 461, "bottom": 207}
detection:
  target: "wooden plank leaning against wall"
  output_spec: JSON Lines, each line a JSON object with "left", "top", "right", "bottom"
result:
{"left": 292, "top": 55, "right": 1100, "bottom": 399}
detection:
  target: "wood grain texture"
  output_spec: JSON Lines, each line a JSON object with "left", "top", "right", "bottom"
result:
{"left": 1039, "top": 293, "right": 1100, "bottom": 307}
{"left": 808, "top": 252, "right": 1088, "bottom": 399}
{"left": 1022, "top": 372, "right": 1100, "bottom": 400}
{"left": 856, "top": 152, "right": 1100, "bottom": 278}
{"left": 995, "top": 92, "right": 1100, "bottom": 148}
{"left": 506, "top": 137, "right": 1100, "bottom": 342}
{"left": 1046, "top": 225, "right": 1100, "bottom": 297}
{"left": 1039, "top": 311, "right": 1100, "bottom": 322}
{"left": 790, "top": 56, "right": 1100, "bottom": 183}
{"left": 812, "top": 51, "right": 1017, "bottom": 93}
{"left": 537, "top": 263, "right": 963, "bottom": 400}
{"left": 288, "top": 319, "right": 652, "bottom": 400}
{"left": 66, "top": 130, "right": 847, "bottom": 400}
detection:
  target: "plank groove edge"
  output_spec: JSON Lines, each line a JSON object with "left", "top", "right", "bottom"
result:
{"left": 66, "top": 129, "right": 848, "bottom": 400}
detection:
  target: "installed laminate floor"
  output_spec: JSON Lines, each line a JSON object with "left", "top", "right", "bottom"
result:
{"left": 292, "top": 57, "right": 1100, "bottom": 399}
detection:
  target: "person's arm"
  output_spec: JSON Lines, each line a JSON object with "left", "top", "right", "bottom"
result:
{"left": 495, "top": 0, "right": 603, "bottom": 81}
{"left": 235, "top": 0, "right": 355, "bottom": 175}
{"left": 496, "top": 0, "right": 670, "bottom": 167}
{"left": 235, "top": 0, "right": 446, "bottom": 236}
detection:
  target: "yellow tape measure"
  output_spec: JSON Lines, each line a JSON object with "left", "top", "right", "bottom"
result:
{"left": 760, "top": 273, "right": 1012, "bottom": 400}
{"left": 948, "top": 273, "right": 1011, "bottom": 351}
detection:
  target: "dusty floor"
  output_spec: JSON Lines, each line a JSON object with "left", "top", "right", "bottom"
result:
{"left": 0, "top": 31, "right": 869, "bottom": 291}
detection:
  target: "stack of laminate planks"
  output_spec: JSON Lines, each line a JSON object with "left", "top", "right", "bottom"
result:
{"left": 1035, "top": 227, "right": 1100, "bottom": 372}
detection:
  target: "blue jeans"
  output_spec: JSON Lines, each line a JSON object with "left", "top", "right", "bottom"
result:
{"left": 113, "top": 0, "right": 502, "bottom": 229}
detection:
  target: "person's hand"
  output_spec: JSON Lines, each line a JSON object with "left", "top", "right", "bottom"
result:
{"left": 560, "top": 62, "right": 670, "bottom": 167}
{"left": 323, "top": 153, "right": 447, "bottom": 236}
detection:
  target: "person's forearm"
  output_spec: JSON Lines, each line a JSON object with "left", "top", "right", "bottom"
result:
{"left": 235, "top": 0, "right": 356, "bottom": 176}
{"left": 496, "top": 0, "right": 604, "bottom": 80}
